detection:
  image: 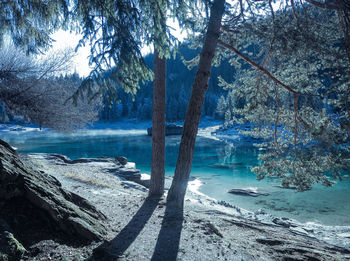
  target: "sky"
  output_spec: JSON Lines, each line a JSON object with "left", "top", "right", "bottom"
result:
{"left": 51, "top": 19, "right": 184, "bottom": 77}
{"left": 51, "top": 30, "right": 92, "bottom": 77}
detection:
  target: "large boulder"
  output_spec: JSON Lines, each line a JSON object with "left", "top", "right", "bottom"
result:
{"left": 147, "top": 124, "right": 183, "bottom": 136}
{"left": 0, "top": 219, "right": 26, "bottom": 261}
{"left": 0, "top": 139, "right": 107, "bottom": 254}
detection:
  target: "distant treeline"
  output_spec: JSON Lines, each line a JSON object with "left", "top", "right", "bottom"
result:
{"left": 0, "top": 46, "right": 235, "bottom": 125}
{"left": 100, "top": 46, "right": 235, "bottom": 122}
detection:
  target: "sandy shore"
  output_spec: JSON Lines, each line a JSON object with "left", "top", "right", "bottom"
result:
{"left": 24, "top": 153, "right": 350, "bottom": 261}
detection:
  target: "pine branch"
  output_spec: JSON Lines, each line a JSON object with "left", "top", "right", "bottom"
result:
{"left": 217, "top": 40, "right": 321, "bottom": 98}
{"left": 304, "top": 0, "right": 347, "bottom": 10}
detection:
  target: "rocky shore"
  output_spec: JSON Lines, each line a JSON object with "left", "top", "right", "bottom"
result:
{"left": 1, "top": 140, "right": 350, "bottom": 260}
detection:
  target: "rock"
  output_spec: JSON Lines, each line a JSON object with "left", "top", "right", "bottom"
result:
{"left": 290, "top": 226, "right": 309, "bottom": 236}
{"left": 209, "top": 162, "right": 245, "bottom": 170}
{"left": 50, "top": 154, "right": 71, "bottom": 163}
{"left": 228, "top": 188, "right": 269, "bottom": 197}
{"left": 256, "top": 237, "right": 284, "bottom": 246}
{"left": 0, "top": 231, "right": 27, "bottom": 261}
{"left": 0, "top": 219, "right": 27, "bottom": 261}
{"left": 118, "top": 167, "right": 140, "bottom": 176}
{"left": 203, "top": 222, "right": 223, "bottom": 238}
{"left": 70, "top": 158, "right": 110, "bottom": 164}
{"left": 0, "top": 139, "right": 107, "bottom": 244}
{"left": 147, "top": 124, "right": 183, "bottom": 136}
{"left": 138, "top": 174, "right": 151, "bottom": 188}
{"left": 338, "top": 232, "right": 350, "bottom": 238}
{"left": 272, "top": 218, "right": 291, "bottom": 228}
{"left": 217, "top": 201, "right": 235, "bottom": 208}
{"left": 274, "top": 185, "right": 297, "bottom": 190}
{"left": 255, "top": 209, "right": 266, "bottom": 215}
{"left": 115, "top": 156, "right": 128, "bottom": 165}
{"left": 9, "top": 127, "right": 24, "bottom": 132}
{"left": 117, "top": 166, "right": 141, "bottom": 183}
{"left": 51, "top": 154, "right": 113, "bottom": 164}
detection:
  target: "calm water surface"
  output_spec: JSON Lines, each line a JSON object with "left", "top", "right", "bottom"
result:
{"left": 1, "top": 126, "right": 349, "bottom": 226}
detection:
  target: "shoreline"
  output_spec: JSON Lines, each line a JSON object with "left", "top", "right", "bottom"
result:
{"left": 28, "top": 153, "right": 350, "bottom": 252}
{"left": 2, "top": 121, "right": 350, "bottom": 225}
{"left": 185, "top": 178, "right": 350, "bottom": 249}
{"left": 1, "top": 147, "right": 346, "bottom": 260}
{"left": 1, "top": 122, "right": 350, "bottom": 258}
{"left": 2, "top": 121, "right": 350, "bottom": 227}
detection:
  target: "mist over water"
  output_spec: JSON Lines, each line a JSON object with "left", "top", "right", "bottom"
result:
{"left": 1, "top": 125, "right": 350, "bottom": 226}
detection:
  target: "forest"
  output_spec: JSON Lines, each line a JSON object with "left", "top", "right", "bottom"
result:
{"left": 0, "top": 45, "right": 233, "bottom": 123}
{"left": 99, "top": 46, "right": 234, "bottom": 121}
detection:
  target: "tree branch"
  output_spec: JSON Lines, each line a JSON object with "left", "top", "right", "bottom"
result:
{"left": 304, "top": 0, "right": 344, "bottom": 10}
{"left": 217, "top": 40, "right": 321, "bottom": 98}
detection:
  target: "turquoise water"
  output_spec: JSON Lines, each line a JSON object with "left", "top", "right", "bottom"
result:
{"left": 1, "top": 126, "right": 349, "bottom": 226}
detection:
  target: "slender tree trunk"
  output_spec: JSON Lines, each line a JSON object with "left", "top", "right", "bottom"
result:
{"left": 149, "top": 47, "right": 166, "bottom": 196}
{"left": 167, "top": 0, "right": 225, "bottom": 208}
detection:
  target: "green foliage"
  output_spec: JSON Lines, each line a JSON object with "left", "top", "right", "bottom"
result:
{"left": 1, "top": 0, "right": 216, "bottom": 108}
{"left": 0, "top": 0, "right": 70, "bottom": 53}
{"left": 217, "top": 2, "right": 350, "bottom": 190}
{"left": 99, "top": 46, "right": 234, "bottom": 121}
{"left": 1, "top": 0, "right": 197, "bottom": 105}
{"left": 71, "top": 0, "right": 211, "bottom": 105}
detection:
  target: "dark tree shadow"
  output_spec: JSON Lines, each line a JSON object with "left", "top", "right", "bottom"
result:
{"left": 151, "top": 202, "right": 184, "bottom": 261}
{"left": 91, "top": 196, "right": 161, "bottom": 260}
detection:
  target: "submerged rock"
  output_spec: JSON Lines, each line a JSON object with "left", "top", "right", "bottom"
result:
{"left": 209, "top": 162, "right": 245, "bottom": 170}
{"left": 51, "top": 154, "right": 113, "bottom": 164}
{"left": 147, "top": 124, "right": 183, "bottom": 136}
{"left": 0, "top": 139, "right": 107, "bottom": 245}
{"left": 228, "top": 188, "right": 269, "bottom": 197}
{"left": 338, "top": 233, "right": 350, "bottom": 238}
{"left": 115, "top": 156, "right": 128, "bottom": 165}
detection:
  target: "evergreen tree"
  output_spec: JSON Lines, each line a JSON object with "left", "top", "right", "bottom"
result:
{"left": 98, "top": 46, "right": 232, "bottom": 122}
{"left": 216, "top": 95, "right": 226, "bottom": 118}
{"left": 0, "top": 0, "right": 69, "bottom": 53}
{"left": 216, "top": 1, "right": 350, "bottom": 190}
{"left": 167, "top": 0, "right": 350, "bottom": 207}
{"left": 167, "top": 0, "right": 226, "bottom": 208}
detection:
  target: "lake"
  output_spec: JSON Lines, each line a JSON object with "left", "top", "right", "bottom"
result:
{"left": 1, "top": 122, "right": 349, "bottom": 226}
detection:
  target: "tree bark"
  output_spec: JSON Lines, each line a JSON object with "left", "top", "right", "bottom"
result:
{"left": 166, "top": 0, "right": 225, "bottom": 208}
{"left": 149, "top": 47, "right": 166, "bottom": 196}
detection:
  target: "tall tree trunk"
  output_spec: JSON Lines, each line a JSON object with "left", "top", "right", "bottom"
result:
{"left": 149, "top": 47, "right": 166, "bottom": 196}
{"left": 167, "top": 0, "right": 225, "bottom": 208}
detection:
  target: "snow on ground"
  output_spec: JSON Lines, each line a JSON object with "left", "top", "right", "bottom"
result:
{"left": 0, "top": 123, "right": 43, "bottom": 132}
{"left": 0, "top": 118, "right": 225, "bottom": 139}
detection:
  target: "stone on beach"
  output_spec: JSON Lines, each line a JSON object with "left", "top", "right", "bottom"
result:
{"left": 115, "top": 156, "right": 128, "bottom": 165}
{"left": 228, "top": 187, "right": 270, "bottom": 197}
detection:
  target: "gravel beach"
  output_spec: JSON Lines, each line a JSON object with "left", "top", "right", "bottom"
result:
{"left": 22, "top": 153, "right": 350, "bottom": 261}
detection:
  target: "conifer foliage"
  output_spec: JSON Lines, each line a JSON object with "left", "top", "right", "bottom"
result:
{"left": 1, "top": 0, "right": 349, "bottom": 205}
{"left": 216, "top": 1, "right": 350, "bottom": 190}
{"left": 0, "top": 0, "right": 70, "bottom": 53}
